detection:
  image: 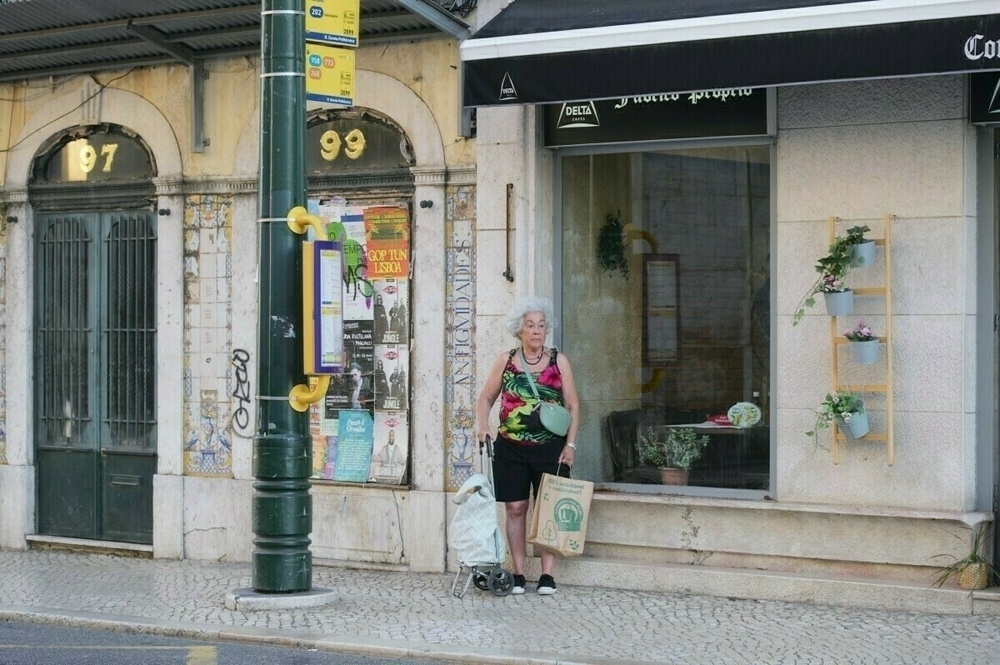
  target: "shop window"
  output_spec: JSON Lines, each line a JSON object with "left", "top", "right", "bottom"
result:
{"left": 560, "top": 146, "right": 770, "bottom": 492}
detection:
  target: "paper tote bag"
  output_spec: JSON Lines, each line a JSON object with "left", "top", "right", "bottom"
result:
{"left": 527, "top": 473, "right": 594, "bottom": 557}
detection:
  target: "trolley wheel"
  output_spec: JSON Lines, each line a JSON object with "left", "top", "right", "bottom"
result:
{"left": 488, "top": 568, "right": 514, "bottom": 596}
{"left": 473, "top": 570, "right": 490, "bottom": 591}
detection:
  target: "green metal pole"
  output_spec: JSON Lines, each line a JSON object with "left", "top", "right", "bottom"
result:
{"left": 253, "top": 0, "right": 312, "bottom": 593}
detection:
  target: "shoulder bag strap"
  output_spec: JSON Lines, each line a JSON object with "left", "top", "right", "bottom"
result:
{"left": 520, "top": 348, "right": 542, "bottom": 401}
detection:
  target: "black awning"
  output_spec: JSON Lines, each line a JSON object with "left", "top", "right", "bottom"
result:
{"left": 461, "top": 0, "right": 1000, "bottom": 106}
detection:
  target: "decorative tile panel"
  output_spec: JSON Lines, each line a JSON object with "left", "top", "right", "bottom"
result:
{"left": 182, "top": 195, "right": 237, "bottom": 476}
{"left": 444, "top": 185, "right": 477, "bottom": 491}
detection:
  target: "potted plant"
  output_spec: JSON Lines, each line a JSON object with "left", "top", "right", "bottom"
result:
{"left": 792, "top": 236, "right": 857, "bottom": 325}
{"left": 843, "top": 319, "right": 880, "bottom": 364}
{"left": 932, "top": 524, "right": 996, "bottom": 591}
{"left": 637, "top": 426, "right": 709, "bottom": 485}
{"left": 843, "top": 224, "right": 875, "bottom": 266}
{"left": 805, "top": 391, "right": 869, "bottom": 441}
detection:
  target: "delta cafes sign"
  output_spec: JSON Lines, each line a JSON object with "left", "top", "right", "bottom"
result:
{"left": 544, "top": 88, "right": 768, "bottom": 148}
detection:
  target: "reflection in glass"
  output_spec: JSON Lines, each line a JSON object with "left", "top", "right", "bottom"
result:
{"left": 561, "top": 147, "right": 771, "bottom": 491}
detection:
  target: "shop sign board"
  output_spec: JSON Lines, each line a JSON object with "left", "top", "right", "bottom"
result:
{"left": 544, "top": 88, "right": 768, "bottom": 147}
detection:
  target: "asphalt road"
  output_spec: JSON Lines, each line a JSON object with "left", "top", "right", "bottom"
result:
{"left": 0, "top": 621, "right": 445, "bottom": 665}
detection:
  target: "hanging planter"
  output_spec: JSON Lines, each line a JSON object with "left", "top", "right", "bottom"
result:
{"left": 852, "top": 240, "right": 877, "bottom": 267}
{"left": 835, "top": 400, "right": 869, "bottom": 440}
{"left": 792, "top": 224, "right": 870, "bottom": 326}
{"left": 823, "top": 289, "right": 854, "bottom": 316}
{"left": 597, "top": 210, "right": 629, "bottom": 278}
{"left": 850, "top": 339, "right": 880, "bottom": 364}
{"left": 843, "top": 320, "right": 879, "bottom": 364}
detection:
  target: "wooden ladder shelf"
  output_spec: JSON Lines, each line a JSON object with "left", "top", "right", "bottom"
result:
{"left": 829, "top": 214, "right": 894, "bottom": 465}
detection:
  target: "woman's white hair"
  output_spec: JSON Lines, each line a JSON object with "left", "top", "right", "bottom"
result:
{"left": 504, "top": 296, "right": 557, "bottom": 337}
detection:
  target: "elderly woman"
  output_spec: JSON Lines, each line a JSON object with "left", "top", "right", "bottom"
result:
{"left": 476, "top": 296, "right": 580, "bottom": 596}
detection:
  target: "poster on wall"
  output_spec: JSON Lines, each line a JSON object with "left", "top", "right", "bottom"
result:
{"left": 342, "top": 319, "right": 375, "bottom": 412}
{"left": 310, "top": 401, "right": 339, "bottom": 479}
{"left": 374, "top": 278, "right": 409, "bottom": 345}
{"left": 333, "top": 409, "right": 373, "bottom": 482}
{"left": 306, "top": 200, "right": 412, "bottom": 484}
{"left": 369, "top": 411, "right": 408, "bottom": 484}
{"left": 364, "top": 206, "right": 410, "bottom": 279}
{"left": 374, "top": 344, "right": 408, "bottom": 412}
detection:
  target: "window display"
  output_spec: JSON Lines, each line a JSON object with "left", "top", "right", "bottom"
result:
{"left": 561, "top": 146, "right": 770, "bottom": 491}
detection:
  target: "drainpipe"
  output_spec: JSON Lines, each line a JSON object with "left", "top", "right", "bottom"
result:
{"left": 253, "top": 0, "right": 312, "bottom": 593}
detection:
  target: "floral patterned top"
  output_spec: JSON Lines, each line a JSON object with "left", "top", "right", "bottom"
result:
{"left": 498, "top": 348, "right": 565, "bottom": 445}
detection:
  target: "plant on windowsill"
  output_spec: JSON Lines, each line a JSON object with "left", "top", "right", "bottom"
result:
{"left": 636, "top": 426, "right": 709, "bottom": 486}
{"left": 791, "top": 225, "right": 871, "bottom": 326}
{"left": 932, "top": 523, "right": 996, "bottom": 591}
{"left": 805, "top": 390, "right": 869, "bottom": 443}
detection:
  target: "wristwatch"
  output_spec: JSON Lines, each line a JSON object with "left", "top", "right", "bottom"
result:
{"left": 566, "top": 442, "right": 576, "bottom": 449}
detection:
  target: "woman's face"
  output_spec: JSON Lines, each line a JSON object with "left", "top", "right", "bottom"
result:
{"left": 519, "top": 311, "right": 547, "bottom": 347}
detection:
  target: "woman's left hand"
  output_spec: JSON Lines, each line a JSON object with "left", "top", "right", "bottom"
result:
{"left": 558, "top": 444, "right": 575, "bottom": 466}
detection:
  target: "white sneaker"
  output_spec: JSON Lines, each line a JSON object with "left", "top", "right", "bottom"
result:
{"left": 536, "top": 574, "right": 557, "bottom": 595}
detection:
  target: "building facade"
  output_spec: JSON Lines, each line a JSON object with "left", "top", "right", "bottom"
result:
{"left": 1, "top": 0, "right": 1000, "bottom": 615}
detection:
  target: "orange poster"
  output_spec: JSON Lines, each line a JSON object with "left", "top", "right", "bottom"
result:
{"left": 364, "top": 206, "right": 410, "bottom": 279}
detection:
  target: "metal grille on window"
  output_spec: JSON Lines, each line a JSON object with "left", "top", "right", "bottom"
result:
{"left": 38, "top": 218, "right": 91, "bottom": 446}
{"left": 104, "top": 214, "right": 157, "bottom": 447}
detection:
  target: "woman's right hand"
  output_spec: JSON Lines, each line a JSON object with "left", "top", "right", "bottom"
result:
{"left": 476, "top": 426, "right": 490, "bottom": 443}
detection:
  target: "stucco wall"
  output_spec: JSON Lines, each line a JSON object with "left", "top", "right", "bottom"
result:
{"left": 0, "top": 37, "right": 469, "bottom": 567}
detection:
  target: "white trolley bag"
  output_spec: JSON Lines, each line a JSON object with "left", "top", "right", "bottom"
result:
{"left": 449, "top": 437, "right": 514, "bottom": 597}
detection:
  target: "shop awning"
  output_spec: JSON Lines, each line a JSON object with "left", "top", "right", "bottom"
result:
{"left": 460, "top": 0, "right": 1000, "bottom": 106}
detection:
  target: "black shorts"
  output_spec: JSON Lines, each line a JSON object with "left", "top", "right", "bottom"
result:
{"left": 492, "top": 434, "right": 569, "bottom": 503}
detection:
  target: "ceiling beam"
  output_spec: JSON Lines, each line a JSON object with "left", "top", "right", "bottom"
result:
{"left": 127, "top": 21, "right": 197, "bottom": 65}
{"left": 395, "top": 0, "right": 470, "bottom": 39}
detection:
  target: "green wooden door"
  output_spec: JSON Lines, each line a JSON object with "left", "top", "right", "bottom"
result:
{"left": 35, "top": 212, "right": 157, "bottom": 544}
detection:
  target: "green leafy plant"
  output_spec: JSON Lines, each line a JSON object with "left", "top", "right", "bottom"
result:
{"left": 931, "top": 524, "right": 996, "bottom": 590}
{"left": 637, "top": 426, "right": 708, "bottom": 470}
{"left": 791, "top": 225, "right": 872, "bottom": 326}
{"left": 597, "top": 210, "right": 629, "bottom": 278}
{"left": 843, "top": 224, "right": 871, "bottom": 246}
{"left": 806, "top": 391, "right": 865, "bottom": 438}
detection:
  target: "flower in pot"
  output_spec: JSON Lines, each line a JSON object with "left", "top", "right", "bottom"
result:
{"left": 843, "top": 319, "right": 880, "bottom": 364}
{"left": 636, "top": 426, "right": 709, "bottom": 485}
{"left": 792, "top": 235, "right": 857, "bottom": 325}
{"left": 932, "top": 524, "right": 996, "bottom": 591}
{"left": 805, "top": 391, "right": 869, "bottom": 441}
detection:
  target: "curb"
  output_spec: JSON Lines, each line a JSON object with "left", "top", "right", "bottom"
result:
{"left": 0, "top": 607, "right": 653, "bottom": 665}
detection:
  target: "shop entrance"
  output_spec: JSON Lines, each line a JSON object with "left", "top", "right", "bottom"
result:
{"left": 30, "top": 126, "right": 158, "bottom": 544}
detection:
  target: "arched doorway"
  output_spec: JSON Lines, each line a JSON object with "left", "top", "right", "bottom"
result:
{"left": 30, "top": 124, "right": 158, "bottom": 544}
